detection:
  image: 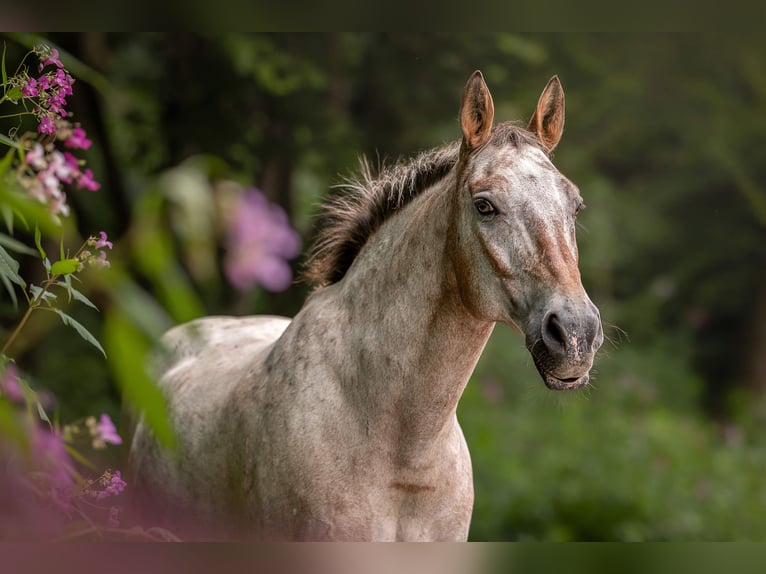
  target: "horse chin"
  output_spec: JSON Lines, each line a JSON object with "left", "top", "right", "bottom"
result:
{"left": 532, "top": 357, "right": 590, "bottom": 391}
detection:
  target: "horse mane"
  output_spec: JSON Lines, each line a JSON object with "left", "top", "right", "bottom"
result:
{"left": 302, "top": 122, "right": 544, "bottom": 289}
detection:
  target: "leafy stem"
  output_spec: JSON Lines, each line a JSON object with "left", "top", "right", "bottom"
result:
{"left": 0, "top": 239, "right": 89, "bottom": 356}
{"left": 0, "top": 273, "right": 57, "bottom": 355}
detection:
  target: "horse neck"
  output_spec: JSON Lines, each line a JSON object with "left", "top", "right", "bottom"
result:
{"left": 335, "top": 173, "right": 494, "bottom": 463}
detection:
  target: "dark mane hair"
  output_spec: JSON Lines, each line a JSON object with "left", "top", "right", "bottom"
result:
{"left": 302, "top": 122, "right": 544, "bottom": 288}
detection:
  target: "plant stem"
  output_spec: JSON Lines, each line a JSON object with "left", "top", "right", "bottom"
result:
{"left": 0, "top": 274, "right": 57, "bottom": 356}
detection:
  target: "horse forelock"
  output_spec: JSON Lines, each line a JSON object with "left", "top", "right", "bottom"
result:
{"left": 302, "top": 122, "right": 546, "bottom": 289}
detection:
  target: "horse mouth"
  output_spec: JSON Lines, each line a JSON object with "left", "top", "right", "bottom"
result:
{"left": 541, "top": 371, "right": 589, "bottom": 391}
{"left": 531, "top": 355, "right": 590, "bottom": 391}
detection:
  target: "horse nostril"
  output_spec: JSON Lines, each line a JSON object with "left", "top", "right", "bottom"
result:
{"left": 543, "top": 312, "right": 566, "bottom": 351}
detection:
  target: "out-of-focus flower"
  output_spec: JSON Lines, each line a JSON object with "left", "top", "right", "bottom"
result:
{"left": 86, "top": 414, "right": 122, "bottom": 449}
{"left": 86, "top": 469, "right": 127, "bottom": 501}
{"left": 93, "top": 231, "right": 113, "bottom": 251}
{"left": 76, "top": 168, "right": 100, "bottom": 191}
{"left": 64, "top": 127, "right": 92, "bottom": 150}
{"left": 224, "top": 188, "right": 301, "bottom": 292}
{"left": 30, "top": 425, "right": 75, "bottom": 509}
{"left": 21, "top": 140, "right": 101, "bottom": 217}
{"left": 0, "top": 364, "right": 24, "bottom": 403}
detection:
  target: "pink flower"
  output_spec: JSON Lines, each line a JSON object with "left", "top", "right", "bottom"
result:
{"left": 21, "top": 77, "right": 39, "bottom": 98}
{"left": 76, "top": 168, "right": 100, "bottom": 191}
{"left": 62, "top": 152, "right": 80, "bottom": 172}
{"left": 38, "top": 115, "right": 56, "bottom": 135}
{"left": 38, "top": 48, "right": 63, "bottom": 72}
{"left": 94, "top": 231, "right": 113, "bottom": 250}
{"left": 30, "top": 426, "right": 75, "bottom": 508}
{"left": 93, "top": 470, "right": 127, "bottom": 500}
{"left": 0, "top": 364, "right": 24, "bottom": 403}
{"left": 64, "top": 127, "right": 92, "bottom": 150}
{"left": 25, "top": 143, "right": 47, "bottom": 170}
{"left": 91, "top": 414, "right": 122, "bottom": 448}
{"left": 224, "top": 189, "right": 302, "bottom": 292}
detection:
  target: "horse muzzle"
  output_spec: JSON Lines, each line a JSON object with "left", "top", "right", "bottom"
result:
{"left": 526, "top": 299, "right": 603, "bottom": 391}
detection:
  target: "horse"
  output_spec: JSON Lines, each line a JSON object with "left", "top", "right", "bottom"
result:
{"left": 128, "top": 70, "right": 603, "bottom": 541}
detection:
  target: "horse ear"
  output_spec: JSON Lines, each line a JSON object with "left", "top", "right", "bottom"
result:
{"left": 460, "top": 70, "right": 495, "bottom": 151}
{"left": 527, "top": 75, "right": 565, "bottom": 153}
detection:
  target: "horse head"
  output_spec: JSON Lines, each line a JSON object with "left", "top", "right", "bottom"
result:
{"left": 450, "top": 71, "right": 603, "bottom": 390}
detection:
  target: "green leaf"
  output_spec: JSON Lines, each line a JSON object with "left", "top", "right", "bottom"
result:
{"left": 56, "top": 281, "right": 98, "bottom": 311}
{"left": 0, "top": 399, "right": 27, "bottom": 452}
{"left": 0, "top": 273, "right": 17, "bottom": 307}
{"left": 51, "top": 258, "right": 79, "bottom": 276}
{"left": 1, "top": 42, "right": 7, "bottom": 88}
{"left": 36, "top": 401, "right": 51, "bottom": 426}
{"left": 29, "top": 284, "right": 56, "bottom": 304}
{"left": 5, "top": 85, "right": 21, "bottom": 101}
{"left": 0, "top": 149, "right": 13, "bottom": 178}
{"left": 34, "top": 225, "right": 45, "bottom": 259}
{"left": 0, "top": 133, "right": 17, "bottom": 148}
{"left": 0, "top": 232, "right": 37, "bottom": 256}
{"left": 0, "top": 244, "right": 25, "bottom": 287}
{"left": 53, "top": 309, "right": 106, "bottom": 358}
{"left": 1, "top": 205, "right": 12, "bottom": 234}
{"left": 104, "top": 310, "right": 175, "bottom": 448}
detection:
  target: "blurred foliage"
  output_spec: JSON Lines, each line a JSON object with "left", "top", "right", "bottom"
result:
{"left": 1, "top": 33, "right": 765, "bottom": 540}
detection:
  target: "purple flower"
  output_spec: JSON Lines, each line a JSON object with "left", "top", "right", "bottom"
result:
{"left": 64, "top": 127, "right": 92, "bottom": 150}
{"left": 94, "top": 231, "right": 113, "bottom": 250}
{"left": 94, "top": 470, "right": 127, "bottom": 500}
{"left": 224, "top": 188, "right": 302, "bottom": 292}
{"left": 38, "top": 115, "right": 56, "bottom": 135}
{"left": 38, "top": 48, "right": 63, "bottom": 72}
{"left": 30, "top": 426, "right": 75, "bottom": 508}
{"left": 76, "top": 168, "right": 100, "bottom": 191}
{"left": 0, "top": 364, "right": 24, "bottom": 403}
{"left": 21, "top": 77, "right": 39, "bottom": 98}
{"left": 89, "top": 414, "right": 122, "bottom": 448}
{"left": 25, "top": 143, "right": 46, "bottom": 170}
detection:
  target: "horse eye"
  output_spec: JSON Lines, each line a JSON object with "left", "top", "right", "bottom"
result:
{"left": 474, "top": 198, "right": 496, "bottom": 216}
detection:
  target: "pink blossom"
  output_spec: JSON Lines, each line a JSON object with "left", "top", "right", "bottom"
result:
{"left": 62, "top": 152, "right": 80, "bottom": 172}
{"left": 64, "top": 127, "right": 92, "bottom": 150}
{"left": 49, "top": 151, "right": 75, "bottom": 184}
{"left": 94, "top": 231, "right": 113, "bottom": 250}
{"left": 30, "top": 426, "right": 75, "bottom": 508}
{"left": 224, "top": 189, "right": 302, "bottom": 292}
{"left": 21, "top": 77, "right": 39, "bottom": 98}
{"left": 92, "top": 414, "right": 121, "bottom": 447}
{"left": 0, "top": 364, "right": 24, "bottom": 403}
{"left": 25, "top": 143, "right": 47, "bottom": 170}
{"left": 92, "top": 470, "right": 127, "bottom": 500}
{"left": 76, "top": 168, "right": 100, "bottom": 191}
{"left": 38, "top": 115, "right": 56, "bottom": 135}
{"left": 38, "top": 48, "right": 63, "bottom": 72}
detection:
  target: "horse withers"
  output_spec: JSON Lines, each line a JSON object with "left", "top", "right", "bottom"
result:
{"left": 129, "top": 71, "right": 603, "bottom": 540}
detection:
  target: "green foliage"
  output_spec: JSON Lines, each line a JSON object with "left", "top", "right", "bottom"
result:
{"left": 461, "top": 326, "right": 766, "bottom": 540}
{"left": 103, "top": 310, "right": 175, "bottom": 448}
